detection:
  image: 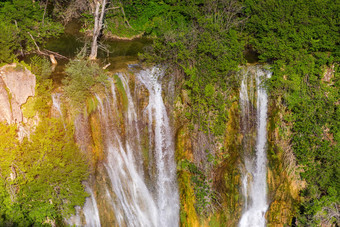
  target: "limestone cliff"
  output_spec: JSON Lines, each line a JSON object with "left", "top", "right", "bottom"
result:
{"left": 0, "top": 63, "right": 36, "bottom": 124}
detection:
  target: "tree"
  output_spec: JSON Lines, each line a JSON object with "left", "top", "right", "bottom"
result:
{"left": 0, "top": 0, "right": 63, "bottom": 62}
{"left": 88, "top": 0, "right": 131, "bottom": 59}
{"left": 89, "top": 0, "right": 108, "bottom": 60}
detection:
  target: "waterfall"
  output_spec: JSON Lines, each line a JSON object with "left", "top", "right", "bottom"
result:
{"left": 82, "top": 67, "right": 179, "bottom": 227}
{"left": 83, "top": 185, "right": 101, "bottom": 227}
{"left": 137, "top": 67, "right": 180, "bottom": 227}
{"left": 239, "top": 66, "right": 271, "bottom": 227}
{"left": 97, "top": 89, "right": 159, "bottom": 227}
{"left": 51, "top": 93, "right": 63, "bottom": 118}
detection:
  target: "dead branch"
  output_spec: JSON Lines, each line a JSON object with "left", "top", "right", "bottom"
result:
{"left": 27, "top": 32, "right": 68, "bottom": 60}
{"left": 106, "top": 6, "right": 120, "bottom": 11}
{"left": 103, "top": 63, "right": 110, "bottom": 69}
{"left": 42, "top": 0, "right": 48, "bottom": 26}
{"left": 120, "top": 5, "right": 134, "bottom": 30}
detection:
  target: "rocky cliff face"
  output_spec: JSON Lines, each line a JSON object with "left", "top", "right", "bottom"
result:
{"left": 0, "top": 63, "right": 36, "bottom": 124}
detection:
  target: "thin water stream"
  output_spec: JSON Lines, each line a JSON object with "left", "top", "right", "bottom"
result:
{"left": 239, "top": 66, "right": 271, "bottom": 227}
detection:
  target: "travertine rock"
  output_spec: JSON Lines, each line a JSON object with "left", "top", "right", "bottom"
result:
{"left": 0, "top": 63, "right": 36, "bottom": 124}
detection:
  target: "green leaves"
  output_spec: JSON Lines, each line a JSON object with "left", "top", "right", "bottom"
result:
{"left": 0, "top": 119, "right": 89, "bottom": 225}
{"left": 63, "top": 59, "right": 108, "bottom": 109}
{"left": 0, "top": 0, "right": 63, "bottom": 62}
{"left": 245, "top": 0, "right": 339, "bottom": 63}
{"left": 270, "top": 59, "right": 340, "bottom": 225}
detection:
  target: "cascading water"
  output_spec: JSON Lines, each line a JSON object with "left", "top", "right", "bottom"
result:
{"left": 83, "top": 184, "right": 101, "bottom": 227}
{"left": 76, "top": 67, "right": 179, "bottom": 227}
{"left": 97, "top": 81, "right": 159, "bottom": 227}
{"left": 51, "top": 93, "right": 63, "bottom": 117}
{"left": 137, "top": 67, "right": 179, "bottom": 227}
{"left": 239, "top": 66, "right": 271, "bottom": 227}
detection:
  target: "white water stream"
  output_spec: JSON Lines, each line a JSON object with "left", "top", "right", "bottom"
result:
{"left": 83, "top": 184, "right": 101, "bottom": 227}
{"left": 239, "top": 66, "right": 271, "bottom": 227}
{"left": 78, "top": 67, "right": 179, "bottom": 227}
{"left": 137, "top": 67, "right": 180, "bottom": 227}
{"left": 51, "top": 93, "right": 63, "bottom": 118}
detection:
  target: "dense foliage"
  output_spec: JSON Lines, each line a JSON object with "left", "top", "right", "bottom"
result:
{"left": 0, "top": 0, "right": 63, "bottom": 62}
{"left": 63, "top": 59, "right": 108, "bottom": 109}
{"left": 0, "top": 120, "right": 88, "bottom": 226}
{"left": 243, "top": 0, "right": 339, "bottom": 225}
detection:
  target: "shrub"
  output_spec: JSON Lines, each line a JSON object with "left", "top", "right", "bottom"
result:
{"left": 63, "top": 59, "right": 108, "bottom": 109}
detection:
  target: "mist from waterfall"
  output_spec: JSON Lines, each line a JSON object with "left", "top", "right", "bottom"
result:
{"left": 239, "top": 66, "right": 271, "bottom": 227}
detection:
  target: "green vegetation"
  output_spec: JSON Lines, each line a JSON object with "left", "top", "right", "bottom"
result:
{"left": 30, "top": 56, "right": 54, "bottom": 117}
{"left": 63, "top": 59, "right": 107, "bottom": 109}
{"left": 242, "top": 0, "right": 339, "bottom": 225}
{"left": 140, "top": 0, "right": 244, "bottom": 140}
{"left": 178, "top": 159, "right": 217, "bottom": 216}
{"left": 0, "top": 0, "right": 63, "bottom": 62}
{"left": 281, "top": 65, "right": 339, "bottom": 226}
{"left": 0, "top": 56, "right": 89, "bottom": 225}
{"left": 0, "top": 119, "right": 88, "bottom": 226}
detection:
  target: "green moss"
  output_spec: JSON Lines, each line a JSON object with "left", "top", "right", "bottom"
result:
{"left": 22, "top": 96, "right": 36, "bottom": 119}
{"left": 208, "top": 214, "right": 221, "bottom": 227}
{"left": 87, "top": 96, "right": 99, "bottom": 115}
{"left": 140, "top": 126, "right": 150, "bottom": 170}
{"left": 175, "top": 126, "right": 199, "bottom": 227}
{"left": 113, "top": 74, "right": 128, "bottom": 111}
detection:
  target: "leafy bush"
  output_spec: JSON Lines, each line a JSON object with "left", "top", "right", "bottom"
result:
{"left": 63, "top": 59, "right": 107, "bottom": 109}
{"left": 30, "top": 56, "right": 53, "bottom": 80}
{"left": 27, "top": 56, "right": 54, "bottom": 117}
{"left": 0, "top": 119, "right": 88, "bottom": 225}
{"left": 0, "top": 0, "right": 63, "bottom": 62}
{"left": 0, "top": 22, "right": 18, "bottom": 62}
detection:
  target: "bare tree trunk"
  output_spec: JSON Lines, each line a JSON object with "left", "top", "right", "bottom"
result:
{"left": 89, "top": 0, "right": 107, "bottom": 60}
{"left": 42, "top": 0, "right": 48, "bottom": 26}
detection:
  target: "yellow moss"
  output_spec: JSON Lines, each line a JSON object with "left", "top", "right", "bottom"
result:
{"left": 22, "top": 96, "right": 37, "bottom": 119}
{"left": 90, "top": 113, "right": 104, "bottom": 165}
{"left": 176, "top": 126, "right": 200, "bottom": 227}
{"left": 209, "top": 99, "right": 243, "bottom": 226}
